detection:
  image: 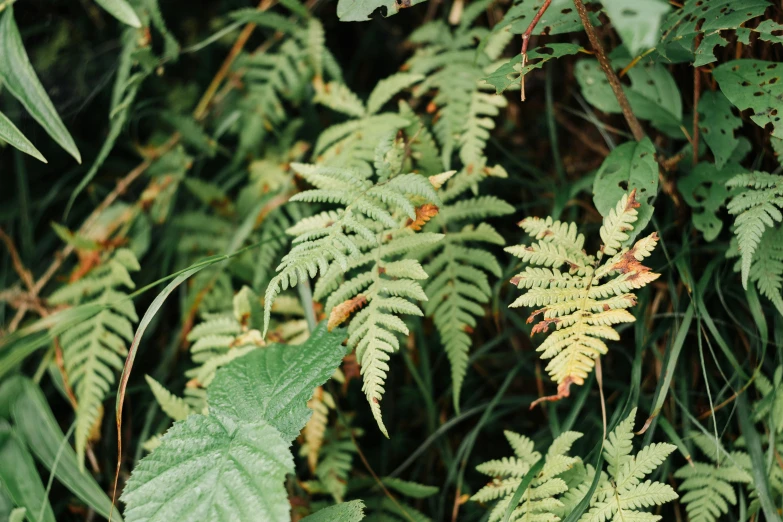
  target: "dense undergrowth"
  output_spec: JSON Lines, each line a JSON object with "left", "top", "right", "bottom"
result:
{"left": 1, "top": 0, "right": 783, "bottom": 520}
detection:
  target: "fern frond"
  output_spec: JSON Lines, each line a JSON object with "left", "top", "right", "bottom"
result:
{"left": 472, "top": 430, "right": 583, "bottom": 522}
{"left": 726, "top": 171, "right": 783, "bottom": 288}
{"left": 579, "top": 409, "right": 677, "bottom": 522}
{"left": 145, "top": 375, "right": 194, "bottom": 421}
{"left": 48, "top": 248, "right": 139, "bottom": 466}
{"left": 509, "top": 191, "right": 659, "bottom": 404}
{"left": 265, "top": 162, "right": 443, "bottom": 436}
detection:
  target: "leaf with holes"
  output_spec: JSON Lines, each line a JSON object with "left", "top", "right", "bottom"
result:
{"left": 484, "top": 44, "right": 584, "bottom": 94}
{"left": 601, "top": 0, "right": 670, "bottom": 57}
{"left": 658, "top": 0, "right": 769, "bottom": 65}
{"left": 336, "top": 0, "right": 428, "bottom": 21}
{"left": 679, "top": 162, "right": 744, "bottom": 242}
{"left": 714, "top": 59, "right": 783, "bottom": 139}
{"left": 494, "top": 0, "right": 594, "bottom": 37}
{"left": 699, "top": 90, "right": 743, "bottom": 169}
{"left": 593, "top": 137, "right": 658, "bottom": 244}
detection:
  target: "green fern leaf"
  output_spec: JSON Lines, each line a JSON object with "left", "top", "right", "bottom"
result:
{"left": 579, "top": 409, "right": 677, "bottom": 522}
{"left": 726, "top": 171, "right": 783, "bottom": 289}
{"left": 48, "top": 249, "right": 139, "bottom": 466}
{"left": 472, "top": 430, "right": 583, "bottom": 522}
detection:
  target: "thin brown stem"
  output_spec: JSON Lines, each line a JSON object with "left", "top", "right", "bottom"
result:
{"left": 192, "top": 0, "right": 271, "bottom": 121}
{"left": 520, "top": 0, "right": 552, "bottom": 101}
{"left": 0, "top": 227, "right": 34, "bottom": 291}
{"left": 693, "top": 66, "right": 701, "bottom": 166}
{"left": 573, "top": 0, "right": 646, "bottom": 141}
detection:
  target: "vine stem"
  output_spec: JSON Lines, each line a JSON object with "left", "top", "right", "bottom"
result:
{"left": 520, "top": 0, "right": 552, "bottom": 101}
{"left": 572, "top": 0, "right": 646, "bottom": 141}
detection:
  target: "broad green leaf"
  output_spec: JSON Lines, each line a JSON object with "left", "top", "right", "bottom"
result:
{"left": 714, "top": 59, "right": 783, "bottom": 139}
{"left": 678, "top": 162, "right": 744, "bottom": 242}
{"left": 658, "top": 0, "right": 769, "bottom": 64}
{"left": 698, "top": 90, "right": 743, "bottom": 169}
{"left": 0, "top": 109, "right": 46, "bottom": 163}
{"left": 208, "top": 324, "right": 347, "bottom": 441}
{"left": 754, "top": 19, "right": 783, "bottom": 45}
{"left": 122, "top": 322, "right": 347, "bottom": 522}
{"left": 601, "top": 0, "right": 670, "bottom": 57}
{"left": 484, "top": 44, "right": 583, "bottom": 94}
{"left": 302, "top": 501, "right": 366, "bottom": 521}
{"left": 0, "top": 377, "right": 122, "bottom": 521}
{"left": 94, "top": 0, "right": 141, "bottom": 28}
{"left": 593, "top": 137, "right": 658, "bottom": 241}
{"left": 122, "top": 414, "right": 293, "bottom": 522}
{"left": 0, "top": 8, "right": 81, "bottom": 163}
{"left": 576, "top": 58, "right": 682, "bottom": 136}
{"left": 0, "top": 422, "right": 55, "bottom": 522}
{"left": 336, "top": 0, "right": 428, "bottom": 21}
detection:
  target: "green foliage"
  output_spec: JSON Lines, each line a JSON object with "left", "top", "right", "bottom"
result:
{"left": 592, "top": 138, "right": 658, "bottom": 241}
{"left": 47, "top": 249, "right": 139, "bottom": 466}
{"left": 600, "top": 0, "right": 670, "bottom": 56}
{"left": 507, "top": 192, "right": 659, "bottom": 401}
{"left": 714, "top": 60, "right": 783, "bottom": 139}
{"left": 725, "top": 172, "right": 783, "bottom": 298}
{"left": 407, "top": 16, "right": 508, "bottom": 172}
{"left": 675, "top": 433, "right": 752, "bottom": 522}
{"left": 336, "top": 0, "right": 428, "bottom": 22}
{"left": 3, "top": 2, "right": 783, "bottom": 520}
{"left": 678, "top": 162, "right": 744, "bottom": 242}
{"left": 579, "top": 409, "right": 677, "bottom": 522}
{"left": 485, "top": 44, "right": 584, "bottom": 95}
{"left": 121, "top": 323, "right": 347, "bottom": 522}
{"left": 472, "top": 430, "right": 583, "bottom": 521}
{"left": 264, "top": 161, "right": 443, "bottom": 435}
{"left": 697, "top": 91, "right": 743, "bottom": 170}
{"left": 576, "top": 58, "right": 683, "bottom": 136}
{"left": 0, "top": 7, "right": 80, "bottom": 162}
{"left": 658, "top": 0, "right": 770, "bottom": 64}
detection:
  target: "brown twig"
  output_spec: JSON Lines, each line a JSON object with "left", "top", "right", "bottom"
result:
{"left": 573, "top": 0, "right": 646, "bottom": 141}
{"left": 0, "top": 228, "right": 34, "bottom": 291}
{"left": 520, "top": 0, "right": 552, "bottom": 101}
{"left": 192, "top": 0, "right": 271, "bottom": 121}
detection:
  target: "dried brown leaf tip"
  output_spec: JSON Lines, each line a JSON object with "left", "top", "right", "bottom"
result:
{"left": 530, "top": 376, "right": 576, "bottom": 409}
{"left": 625, "top": 188, "right": 641, "bottom": 211}
{"left": 406, "top": 204, "right": 439, "bottom": 231}
{"left": 328, "top": 295, "right": 368, "bottom": 331}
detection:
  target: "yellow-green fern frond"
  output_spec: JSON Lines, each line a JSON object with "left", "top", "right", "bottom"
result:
{"left": 48, "top": 248, "right": 140, "bottom": 467}
{"left": 265, "top": 162, "right": 445, "bottom": 436}
{"left": 472, "top": 430, "right": 583, "bottom": 522}
{"left": 579, "top": 409, "right": 677, "bottom": 522}
{"left": 508, "top": 191, "right": 659, "bottom": 405}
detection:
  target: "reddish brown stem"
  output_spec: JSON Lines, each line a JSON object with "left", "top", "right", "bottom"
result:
{"left": 520, "top": 0, "right": 552, "bottom": 101}
{"left": 573, "top": 0, "right": 646, "bottom": 141}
